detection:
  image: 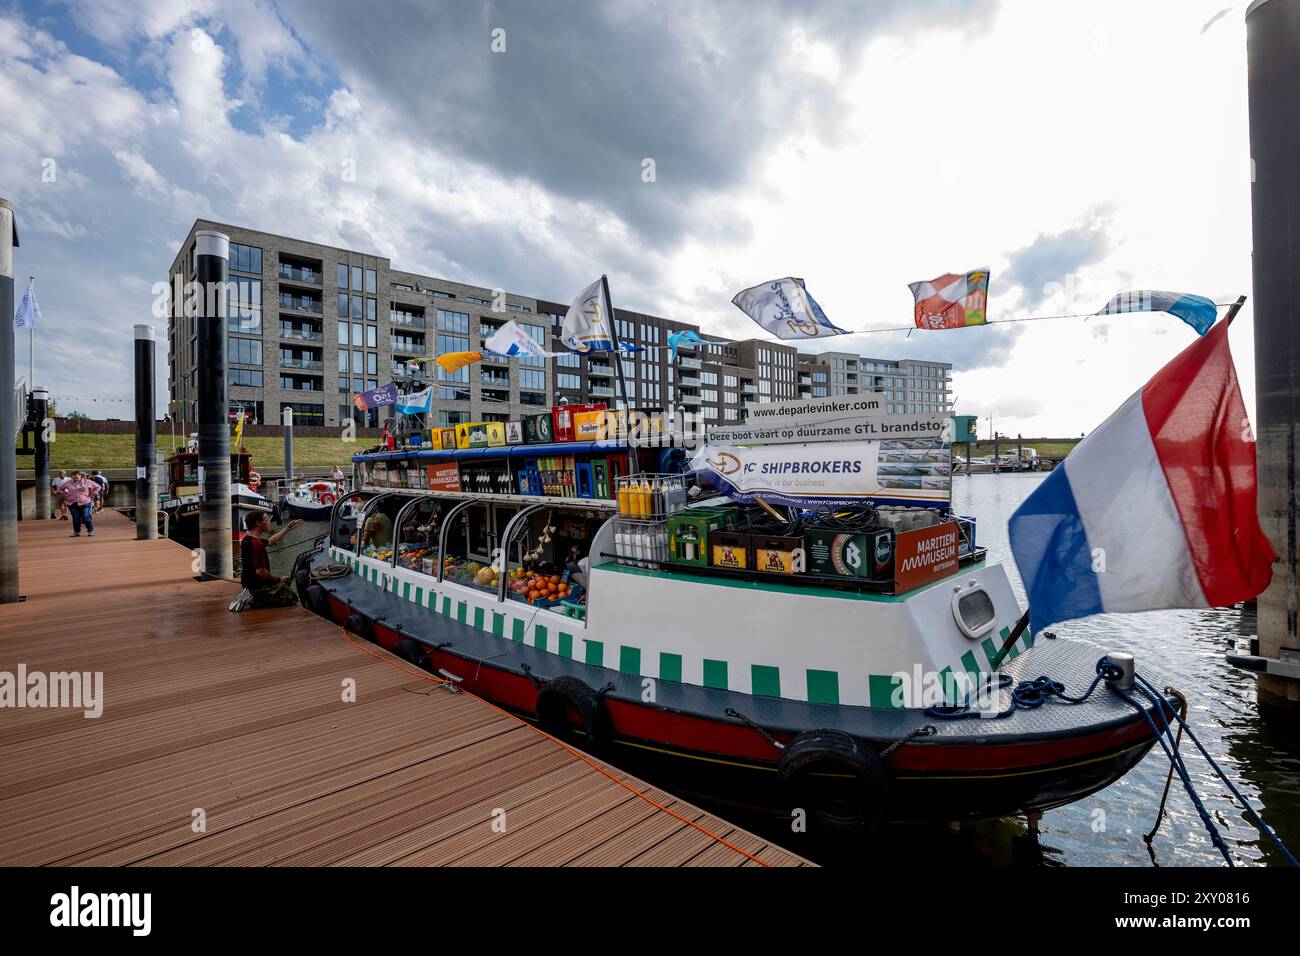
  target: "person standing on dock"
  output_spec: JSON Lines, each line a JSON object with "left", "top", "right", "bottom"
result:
{"left": 90, "top": 470, "right": 108, "bottom": 513}
{"left": 51, "top": 469, "right": 69, "bottom": 520}
{"left": 57, "top": 471, "right": 100, "bottom": 537}
{"left": 239, "top": 511, "right": 303, "bottom": 608}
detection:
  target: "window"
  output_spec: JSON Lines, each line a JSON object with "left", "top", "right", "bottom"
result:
{"left": 366, "top": 353, "right": 378, "bottom": 375}
{"left": 281, "top": 402, "right": 323, "bottom": 425}
{"left": 506, "top": 303, "right": 530, "bottom": 313}
{"left": 519, "top": 324, "right": 546, "bottom": 368}
{"left": 465, "top": 295, "right": 491, "bottom": 306}
{"left": 701, "top": 371, "right": 717, "bottom": 385}
{"left": 702, "top": 389, "right": 718, "bottom": 403}
{"left": 337, "top": 292, "right": 348, "bottom": 314}
{"left": 724, "top": 392, "right": 737, "bottom": 404}
{"left": 230, "top": 368, "right": 263, "bottom": 387}
{"left": 557, "top": 373, "right": 581, "bottom": 390}
{"left": 339, "top": 352, "right": 349, "bottom": 373}
{"left": 229, "top": 337, "right": 262, "bottom": 365}
{"left": 228, "top": 277, "right": 262, "bottom": 334}
{"left": 724, "top": 374, "right": 737, "bottom": 388}
{"left": 813, "top": 386, "right": 828, "bottom": 398}
{"left": 366, "top": 298, "right": 377, "bottom": 321}
{"left": 439, "top": 410, "right": 469, "bottom": 426}
{"left": 351, "top": 266, "right": 362, "bottom": 292}
{"left": 724, "top": 408, "right": 738, "bottom": 421}
{"left": 437, "top": 309, "right": 470, "bottom": 334}
{"left": 555, "top": 352, "right": 580, "bottom": 368}
{"left": 337, "top": 263, "right": 349, "bottom": 289}
{"left": 366, "top": 325, "right": 377, "bottom": 348}
{"left": 338, "top": 321, "right": 349, "bottom": 346}
{"left": 437, "top": 333, "right": 469, "bottom": 357}
{"left": 352, "top": 322, "right": 363, "bottom": 345}
{"left": 351, "top": 295, "right": 362, "bottom": 319}
{"left": 431, "top": 290, "right": 454, "bottom": 299}
{"left": 229, "top": 243, "right": 262, "bottom": 274}
{"left": 519, "top": 369, "right": 545, "bottom": 391}
{"left": 365, "top": 269, "right": 376, "bottom": 294}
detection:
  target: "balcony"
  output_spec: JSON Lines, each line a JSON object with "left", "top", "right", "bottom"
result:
{"left": 480, "top": 373, "right": 511, "bottom": 389}
{"left": 279, "top": 326, "right": 323, "bottom": 342}
{"left": 280, "top": 378, "right": 323, "bottom": 392}
{"left": 678, "top": 373, "right": 700, "bottom": 387}
{"left": 390, "top": 311, "right": 426, "bottom": 330}
{"left": 279, "top": 357, "right": 323, "bottom": 372}
{"left": 277, "top": 263, "right": 322, "bottom": 285}
{"left": 589, "top": 384, "right": 615, "bottom": 398}
{"left": 799, "top": 374, "right": 812, "bottom": 385}
{"left": 391, "top": 338, "right": 426, "bottom": 356}
{"left": 278, "top": 295, "right": 323, "bottom": 315}
{"left": 741, "top": 382, "right": 757, "bottom": 394}
{"left": 587, "top": 363, "right": 614, "bottom": 377}
{"left": 679, "top": 393, "right": 702, "bottom": 405}
{"left": 679, "top": 356, "right": 701, "bottom": 370}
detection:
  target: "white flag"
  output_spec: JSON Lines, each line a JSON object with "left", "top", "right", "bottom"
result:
{"left": 485, "top": 319, "right": 553, "bottom": 358}
{"left": 14, "top": 277, "right": 39, "bottom": 330}
{"left": 561, "top": 278, "right": 616, "bottom": 353}
{"left": 731, "top": 277, "right": 846, "bottom": 340}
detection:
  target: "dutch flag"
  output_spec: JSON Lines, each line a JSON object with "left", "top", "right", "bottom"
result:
{"left": 1009, "top": 316, "right": 1275, "bottom": 634}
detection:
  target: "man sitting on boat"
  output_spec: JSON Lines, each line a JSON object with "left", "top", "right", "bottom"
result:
{"left": 234, "top": 511, "right": 304, "bottom": 609}
{"left": 352, "top": 511, "right": 393, "bottom": 553}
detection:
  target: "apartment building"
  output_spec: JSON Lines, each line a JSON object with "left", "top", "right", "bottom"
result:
{"left": 167, "top": 220, "right": 951, "bottom": 430}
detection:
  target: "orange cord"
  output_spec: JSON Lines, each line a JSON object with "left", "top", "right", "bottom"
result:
{"left": 339, "top": 626, "right": 772, "bottom": 867}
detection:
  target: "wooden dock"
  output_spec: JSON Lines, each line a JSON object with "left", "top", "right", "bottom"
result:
{"left": 0, "top": 510, "right": 808, "bottom": 867}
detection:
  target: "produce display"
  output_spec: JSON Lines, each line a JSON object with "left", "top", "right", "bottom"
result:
{"left": 442, "top": 558, "right": 500, "bottom": 592}
{"left": 362, "top": 546, "right": 393, "bottom": 562}
{"left": 506, "top": 568, "right": 573, "bottom": 606}
{"left": 398, "top": 546, "right": 435, "bottom": 571}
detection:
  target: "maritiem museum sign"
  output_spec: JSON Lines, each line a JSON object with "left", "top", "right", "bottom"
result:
{"left": 706, "top": 392, "right": 951, "bottom": 445}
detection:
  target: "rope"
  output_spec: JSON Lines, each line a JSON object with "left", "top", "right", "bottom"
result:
{"left": 339, "top": 626, "right": 772, "bottom": 866}
{"left": 924, "top": 659, "right": 1121, "bottom": 720}
{"left": 879, "top": 724, "right": 936, "bottom": 760}
{"left": 1131, "top": 672, "right": 1299, "bottom": 868}
{"left": 724, "top": 707, "right": 786, "bottom": 751}
{"left": 1143, "top": 687, "right": 1187, "bottom": 848}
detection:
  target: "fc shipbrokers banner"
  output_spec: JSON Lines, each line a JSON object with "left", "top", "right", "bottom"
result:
{"left": 689, "top": 440, "right": 950, "bottom": 507}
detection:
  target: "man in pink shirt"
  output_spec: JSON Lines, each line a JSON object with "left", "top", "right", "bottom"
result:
{"left": 58, "top": 471, "right": 100, "bottom": 537}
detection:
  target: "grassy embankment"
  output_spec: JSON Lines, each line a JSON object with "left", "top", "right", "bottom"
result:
{"left": 16, "top": 433, "right": 367, "bottom": 471}
{"left": 961, "top": 439, "right": 1080, "bottom": 459}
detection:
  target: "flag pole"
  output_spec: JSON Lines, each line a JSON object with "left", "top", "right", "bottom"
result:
{"left": 599, "top": 274, "right": 640, "bottom": 477}
{"left": 27, "top": 276, "right": 34, "bottom": 393}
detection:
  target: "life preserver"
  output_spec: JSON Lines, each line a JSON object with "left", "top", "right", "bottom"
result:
{"left": 247, "top": 471, "right": 261, "bottom": 491}
{"left": 319, "top": 492, "right": 336, "bottom": 507}
{"left": 777, "top": 729, "right": 893, "bottom": 834}
{"left": 535, "top": 677, "right": 612, "bottom": 752}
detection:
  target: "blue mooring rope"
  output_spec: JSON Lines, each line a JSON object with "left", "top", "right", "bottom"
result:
{"left": 925, "top": 655, "right": 1298, "bottom": 867}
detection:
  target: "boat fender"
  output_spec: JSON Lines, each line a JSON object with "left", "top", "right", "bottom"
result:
{"left": 343, "top": 614, "right": 375, "bottom": 643}
{"left": 320, "top": 492, "right": 336, "bottom": 507}
{"left": 304, "top": 583, "right": 329, "bottom": 617}
{"left": 778, "top": 730, "right": 893, "bottom": 834}
{"left": 393, "top": 638, "right": 429, "bottom": 669}
{"left": 535, "top": 676, "right": 613, "bottom": 752}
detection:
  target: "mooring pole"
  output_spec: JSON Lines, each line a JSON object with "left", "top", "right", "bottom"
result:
{"left": 1247, "top": 0, "right": 1300, "bottom": 709}
{"left": 32, "top": 386, "right": 49, "bottom": 519}
{"left": 134, "top": 324, "right": 158, "bottom": 540}
{"left": 0, "top": 198, "right": 18, "bottom": 602}
{"left": 195, "top": 230, "right": 232, "bottom": 579}
{"left": 283, "top": 405, "right": 294, "bottom": 484}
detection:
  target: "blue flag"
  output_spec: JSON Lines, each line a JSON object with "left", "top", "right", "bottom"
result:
{"left": 667, "top": 329, "right": 715, "bottom": 363}
{"left": 1095, "top": 291, "right": 1217, "bottom": 336}
{"left": 731, "top": 277, "right": 847, "bottom": 340}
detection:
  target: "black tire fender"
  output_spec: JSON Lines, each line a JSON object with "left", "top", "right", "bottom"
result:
{"left": 304, "top": 583, "right": 329, "bottom": 617}
{"left": 778, "top": 729, "right": 893, "bottom": 834}
{"left": 535, "top": 676, "right": 612, "bottom": 753}
{"left": 393, "top": 637, "right": 429, "bottom": 668}
{"left": 343, "top": 613, "right": 374, "bottom": 642}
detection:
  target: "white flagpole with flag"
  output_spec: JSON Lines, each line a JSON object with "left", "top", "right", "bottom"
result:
{"left": 13, "top": 275, "right": 38, "bottom": 390}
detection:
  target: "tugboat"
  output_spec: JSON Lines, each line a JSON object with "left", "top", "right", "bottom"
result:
{"left": 296, "top": 409, "right": 1174, "bottom": 831}
{"left": 159, "top": 438, "right": 273, "bottom": 546}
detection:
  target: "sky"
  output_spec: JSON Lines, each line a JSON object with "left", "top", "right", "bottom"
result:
{"left": 0, "top": 0, "right": 1263, "bottom": 436}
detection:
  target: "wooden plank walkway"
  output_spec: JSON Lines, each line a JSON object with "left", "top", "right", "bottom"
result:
{"left": 0, "top": 510, "right": 808, "bottom": 867}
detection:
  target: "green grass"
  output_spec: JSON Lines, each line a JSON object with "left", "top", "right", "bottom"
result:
{"left": 17, "top": 433, "right": 368, "bottom": 471}
{"left": 962, "top": 439, "right": 1079, "bottom": 459}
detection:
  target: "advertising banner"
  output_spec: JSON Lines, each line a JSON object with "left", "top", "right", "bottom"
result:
{"left": 690, "top": 439, "right": 950, "bottom": 507}
{"left": 426, "top": 462, "right": 461, "bottom": 492}
{"left": 706, "top": 412, "right": 949, "bottom": 446}
{"left": 894, "top": 521, "right": 961, "bottom": 593}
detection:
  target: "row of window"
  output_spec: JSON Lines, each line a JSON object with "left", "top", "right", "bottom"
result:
{"left": 338, "top": 264, "right": 378, "bottom": 295}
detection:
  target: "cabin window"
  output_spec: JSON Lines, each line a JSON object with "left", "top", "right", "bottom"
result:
{"left": 441, "top": 501, "right": 523, "bottom": 594}
{"left": 357, "top": 495, "right": 405, "bottom": 562}
{"left": 952, "top": 585, "right": 997, "bottom": 640}
{"left": 395, "top": 497, "right": 448, "bottom": 576}
{"left": 331, "top": 491, "right": 372, "bottom": 551}
{"left": 502, "top": 507, "right": 603, "bottom": 610}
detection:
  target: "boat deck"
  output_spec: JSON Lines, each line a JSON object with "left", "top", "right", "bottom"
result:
{"left": 0, "top": 510, "right": 808, "bottom": 867}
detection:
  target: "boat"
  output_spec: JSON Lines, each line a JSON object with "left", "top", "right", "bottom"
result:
{"left": 278, "top": 478, "right": 347, "bottom": 521}
{"left": 159, "top": 444, "right": 273, "bottom": 545}
{"left": 298, "top": 417, "right": 1172, "bottom": 831}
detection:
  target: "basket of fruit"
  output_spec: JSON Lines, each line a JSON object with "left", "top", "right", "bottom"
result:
{"left": 506, "top": 569, "right": 578, "bottom": 607}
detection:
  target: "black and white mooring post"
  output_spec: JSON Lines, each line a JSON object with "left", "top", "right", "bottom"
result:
{"left": 0, "top": 197, "right": 18, "bottom": 602}
{"left": 195, "top": 230, "right": 232, "bottom": 578}
{"left": 134, "top": 324, "right": 157, "bottom": 540}
{"left": 32, "top": 386, "right": 50, "bottom": 520}
{"left": 283, "top": 405, "right": 294, "bottom": 484}
{"left": 1247, "top": 0, "right": 1300, "bottom": 709}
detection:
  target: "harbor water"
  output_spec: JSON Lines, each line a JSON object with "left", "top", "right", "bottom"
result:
{"left": 272, "top": 475, "right": 1300, "bottom": 867}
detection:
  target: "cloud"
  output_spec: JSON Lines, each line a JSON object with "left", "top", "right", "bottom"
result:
{"left": 1002, "top": 210, "right": 1113, "bottom": 309}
